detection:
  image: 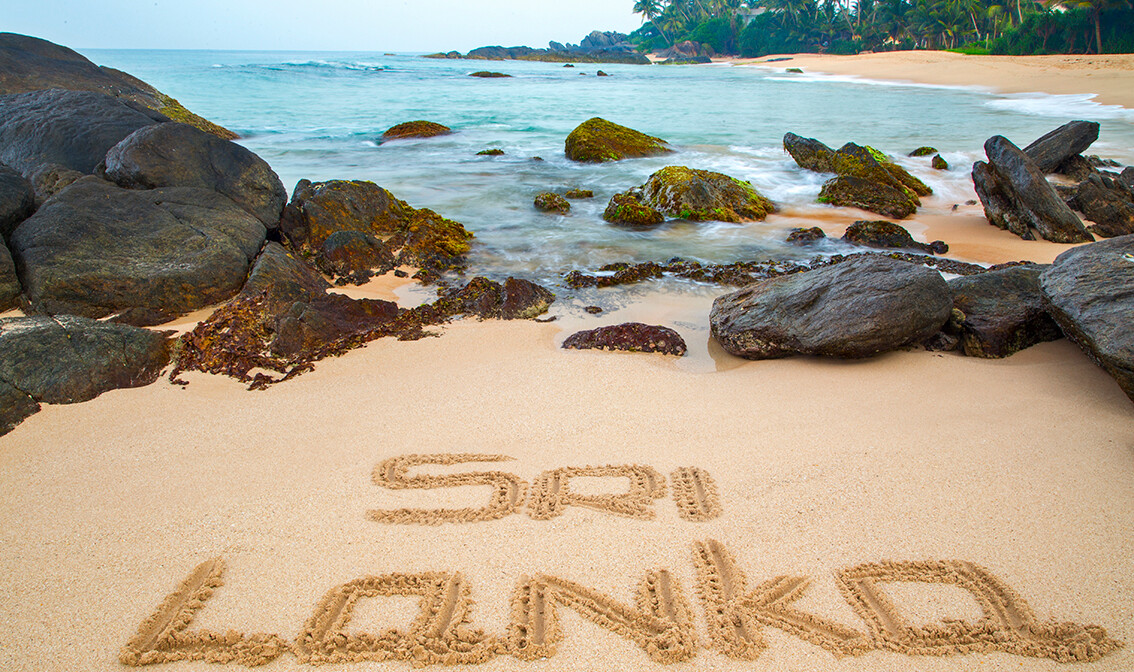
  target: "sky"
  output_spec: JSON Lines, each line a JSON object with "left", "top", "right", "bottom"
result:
{"left": 2, "top": 0, "right": 646, "bottom": 52}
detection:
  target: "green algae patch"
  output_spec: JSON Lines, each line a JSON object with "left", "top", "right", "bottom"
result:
{"left": 564, "top": 117, "right": 672, "bottom": 163}
{"left": 156, "top": 93, "right": 238, "bottom": 140}
{"left": 382, "top": 120, "right": 452, "bottom": 142}
{"left": 641, "top": 166, "right": 775, "bottom": 222}
{"left": 603, "top": 191, "right": 665, "bottom": 227}
{"left": 534, "top": 192, "right": 570, "bottom": 214}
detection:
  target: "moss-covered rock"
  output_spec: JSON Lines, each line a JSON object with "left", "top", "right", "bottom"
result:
{"left": 381, "top": 120, "right": 452, "bottom": 141}
{"left": 909, "top": 146, "right": 938, "bottom": 157}
{"left": 564, "top": 117, "right": 672, "bottom": 163}
{"left": 637, "top": 166, "right": 775, "bottom": 222}
{"left": 477, "top": 148, "right": 505, "bottom": 156}
{"left": 469, "top": 71, "right": 511, "bottom": 78}
{"left": 534, "top": 192, "right": 570, "bottom": 214}
{"left": 842, "top": 220, "right": 947, "bottom": 254}
{"left": 565, "top": 188, "right": 594, "bottom": 199}
{"left": 602, "top": 190, "right": 665, "bottom": 227}
{"left": 783, "top": 133, "right": 836, "bottom": 173}
{"left": 932, "top": 154, "right": 949, "bottom": 170}
{"left": 818, "top": 176, "right": 917, "bottom": 220}
{"left": 834, "top": 143, "right": 931, "bottom": 199}
{"left": 786, "top": 226, "right": 826, "bottom": 245}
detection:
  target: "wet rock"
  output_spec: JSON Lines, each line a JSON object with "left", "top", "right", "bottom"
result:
{"left": 948, "top": 265, "right": 1061, "bottom": 358}
{"left": 562, "top": 322, "right": 686, "bottom": 356}
{"left": 1054, "top": 155, "right": 1099, "bottom": 182}
{"left": 603, "top": 190, "right": 665, "bottom": 227}
{"left": 1, "top": 240, "right": 19, "bottom": 310}
{"left": 0, "top": 162, "right": 35, "bottom": 239}
{"left": 819, "top": 176, "right": 916, "bottom": 219}
{"left": 783, "top": 132, "right": 835, "bottom": 173}
{"left": 785, "top": 67, "right": 803, "bottom": 73}
{"left": 0, "top": 89, "right": 162, "bottom": 179}
{"left": 833, "top": 143, "right": 931, "bottom": 198}
{"left": 932, "top": 154, "right": 949, "bottom": 171}
{"left": 597, "top": 70, "right": 610, "bottom": 76}
{"left": 710, "top": 255, "right": 951, "bottom": 359}
{"left": 381, "top": 120, "right": 451, "bottom": 141}
{"left": 242, "top": 242, "right": 330, "bottom": 310}
{"left": 1069, "top": 173, "right": 1134, "bottom": 238}
{"left": 434, "top": 276, "right": 554, "bottom": 320}
{"left": 469, "top": 71, "right": 511, "bottom": 78}
{"left": 786, "top": 226, "right": 826, "bottom": 244}
{"left": 502, "top": 277, "right": 555, "bottom": 319}
{"left": 972, "top": 136, "right": 1093, "bottom": 243}
{"left": 909, "top": 146, "right": 938, "bottom": 157}
{"left": 534, "top": 192, "right": 570, "bottom": 214}
{"left": 1039, "top": 235, "right": 1134, "bottom": 405}
{"left": 842, "top": 220, "right": 947, "bottom": 254}
{"left": 0, "top": 314, "right": 171, "bottom": 435}
{"left": 316, "top": 231, "right": 397, "bottom": 285}
{"left": 585, "top": 305, "right": 603, "bottom": 314}
{"left": 104, "top": 122, "right": 287, "bottom": 228}
{"left": 477, "top": 148, "right": 504, "bottom": 156}
{"left": 564, "top": 117, "right": 672, "bottom": 163}
{"left": 565, "top": 189, "right": 593, "bottom": 199}
{"left": 10, "top": 177, "right": 266, "bottom": 326}
{"left": 1023, "top": 120, "right": 1099, "bottom": 173}
{"left": 631, "top": 166, "right": 775, "bottom": 222}
{"left": 397, "top": 208, "right": 474, "bottom": 280}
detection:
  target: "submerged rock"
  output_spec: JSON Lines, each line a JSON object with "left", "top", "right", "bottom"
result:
{"left": 932, "top": 154, "right": 949, "bottom": 171}
{"left": 469, "top": 71, "right": 511, "bottom": 78}
{"left": 381, "top": 120, "right": 452, "bottom": 141}
{"left": 477, "top": 148, "right": 505, "bottom": 156}
{"left": 11, "top": 177, "right": 266, "bottom": 326}
{"left": 0, "top": 314, "right": 171, "bottom": 435}
{"left": 1069, "top": 173, "right": 1134, "bottom": 238}
{"left": 1023, "top": 120, "right": 1099, "bottom": 173}
{"left": 819, "top": 176, "right": 916, "bottom": 219}
{"left": 564, "top": 189, "right": 593, "bottom": 199}
{"left": 564, "top": 117, "right": 672, "bottom": 163}
{"left": 1039, "top": 235, "right": 1134, "bottom": 405}
{"left": 602, "top": 190, "right": 665, "bottom": 227}
{"left": 948, "top": 265, "right": 1061, "bottom": 358}
{"left": 534, "top": 192, "right": 570, "bottom": 214}
{"left": 710, "top": 255, "right": 951, "bottom": 360}
{"left": 842, "top": 220, "right": 947, "bottom": 255}
{"left": 104, "top": 122, "right": 287, "bottom": 228}
{"left": 635, "top": 166, "right": 775, "bottom": 222}
{"left": 562, "top": 322, "right": 686, "bottom": 356}
{"left": 0, "top": 162, "right": 35, "bottom": 238}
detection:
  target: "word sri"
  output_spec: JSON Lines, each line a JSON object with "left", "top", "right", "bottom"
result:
{"left": 367, "top": 454, "right": 722, "bottom": 524}
{"left": 119, "top": 539, "right": 1121, "bottom": 668}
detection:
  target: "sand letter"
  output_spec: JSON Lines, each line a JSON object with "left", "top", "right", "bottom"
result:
{"left": 692, "top": 539, "right": 872, "bottom": 659}
{"left": 836, "top": 560, "right": 1123, "bottom": 662}
{"left": 294, "top": 571, "right": 499, "bottom": 665}
{"left": 368, "top": 453, "right": 526, "bottom": 524}
{"left": 508, "top": 570, "right": 696, "bottom": 663}
{"left": 670, "top": 467, "right": 723, "bottom": 521}
{"left": 527, "top": 464, "right": 667, "bottom": 520}
{"left": 119, "top": 558, "right": 286, "bottom": 667}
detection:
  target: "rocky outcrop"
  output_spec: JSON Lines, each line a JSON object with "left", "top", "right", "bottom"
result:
{"left": 0, "top": 89, "right": 162, "bottom": 179}
{"left": 534, "top": 192, "right": 570, "bottom": 214}
{"left": 632, "top": 166, "right": 774, "bottom": 222}
{"left": 10, "top": 177, "right": 266, "bottom": 326}
{"left": 565, "top": 117, "right": 672, "bottom": 163}
{"left": 1069, "top": 173, "right": 1134, "bottom": 238}
{"left": 783, "top": 133, "right": 835, "bottom": 173}
{"left": 458, "top": 32, "right": 649, "bottom": 65}
{"left": 842, "top": 220, "right": 947, "bottom": 254}
{"left": 0, "top": 32, "right": 235, "bottom": 139}
{"left": 1022, "top": 120, "right": 1099, "bottom": 173}
{"left": 710, "top": 255, "right": 951, "bottom": 359}
{"left": 104, "top": 122, "right": 287, "bottom": 228}
{"left": 562, "top": 322, "right": 686, "bottom": 356}
{"left": 381, "top": 121, "right": 451, "bottom": 141}
{"left": 0, "top": 240, "right": 19, "bottom": 310}
{"left": 603, "top": 190, "right": 665, "bottom": 227}
{"left": 947, "top": 265, "right": 1061, "bottom": 358}
{"left": 1039, "top": 235, "right": 1134, "bottom": 405}
{"left": 819, "top": 176, "right": 916, "bottom": 219}
{"left": 315, "top": 231, "right": 397, "bottom": 285}
{"left": 0, "top": 162, "right": 35, "bottom": 238}
{"left": 972, "top": 136, "right": 1093, "bottom": 243}
{"left": 0, "top": 314, "right": 171, "bottom": 435}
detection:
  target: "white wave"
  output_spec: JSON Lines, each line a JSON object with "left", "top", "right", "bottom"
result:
{"left": 985, "top": 92, "right": 1134, "bottom": 122}
{"left": 760, "top": 71, "right": 990, "bottom": 94}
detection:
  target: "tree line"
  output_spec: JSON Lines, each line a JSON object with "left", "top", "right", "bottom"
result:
{"left": 630, "top": 0, "right": 1134, "bottom": 56}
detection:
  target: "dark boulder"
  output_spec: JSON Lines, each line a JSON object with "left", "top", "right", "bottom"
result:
{"left": 783, "top": 133, "right": 835, "bottom": 173}
{"left": 381, "top": 120, "right": 451, "bottom": 141}
{"left": 534, "top": 192, "right": 570, "bottom": 214}
{"left": 469, "top": 71, "right": 511, "bottom": 78}
{"left": 315, "top": 231, "right": 397, "bottom": 285}
{"left": 564, "top": 117, "right": 671, "bottom": 163}
{"left": 818, "top": 176, "right": 916, "bottom": 219}
{"left": 710, "top": 255, "right": 951, "bottom": 359}
{"left": 972, "top": 136, "right": 1093, "bottom": 243}
{"left": 786, "top": 226, "right": 826, "bottom": 244}
{"left": 477, "top": 148, "right": 505, "bottom": 156}
{"left": 280, "top": 179, "right": 414, "bottom": 250}
{"left": 242, "top": 242, "right": 330, "bottom": 311}
{"left": 104, "top": 122, "right": 287, "bottom": 228}
{"left": 634, "top": 166, "right": 775, "bottom": 222}
{"left": 1039, "top": 235, "right": 1134, "bottom": 405}
{"left": 1054, "top": 155, "right": 1099, "bottom": 182}
{"left": 1022, "top": 120, "right": 1099, "bottom": 173}
{"left": 435, "top": 276, "right": 554, "bottom": 320}
{"left": 1069, "top": 173, "right": 1134, "bottom": 238}
{"left": 832, "top": 143, "right": 931, "bottom": 198}
{"left": 0, "top": 240, "right": 19, "bottom": 310}
{"left": 947, "top": 265, "right": 1061, "bottom": 358}
{"left": 842, "top": 220, "right": 947, "bottom": 254}
{"left": 0, "top": 89, "right": 162, "bottom": 179}
{"left": 0, "top": 314, "right": 170, "bottom": 435}
{"left": 502, "top": 277, "right": 555, "bottom": 319}
{"left": 562, "top": 322, "right": 686, "bottom": 356}
{"left": 0, "top": 162, "right": 35, "bottom": 239}
{"left": 10, "top": 177, "right": 266, "bottom": 326}
{"left": 1122, "top": 167, "right": 1133, "bottom": 190}
{"left": 603, "top": 190, "right": 665, "bottom": 227}
{"left": 26, "top": 163, "right": 84, "bottom": 205}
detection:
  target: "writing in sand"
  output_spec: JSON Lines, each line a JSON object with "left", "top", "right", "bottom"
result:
{"left": 120, "top": 454, "right": 1123, "bottom": 667}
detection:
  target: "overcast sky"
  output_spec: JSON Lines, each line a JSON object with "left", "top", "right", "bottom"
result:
{"left": 3, "top": 0, "right": 646, "bottom": 52}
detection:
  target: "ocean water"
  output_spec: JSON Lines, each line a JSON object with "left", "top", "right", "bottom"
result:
{"left": 84, "top": 49, "right": 1134, "bottom": 289}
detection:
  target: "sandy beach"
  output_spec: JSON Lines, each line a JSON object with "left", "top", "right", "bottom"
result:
{"left": 3, "top": 52, "right": 1134, "bottom": 672}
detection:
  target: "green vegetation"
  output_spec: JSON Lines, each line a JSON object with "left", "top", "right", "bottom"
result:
{"left": 630, "top": 0, "right": 1134, "bottom": 56}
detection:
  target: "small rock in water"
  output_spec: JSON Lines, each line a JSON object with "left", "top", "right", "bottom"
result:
{"left": 597, "top": 70, "right": 609, "bottom": 77}
{"left": 564, "top": 189, "right": 594, "bottom": 199}
{"left": 469, "top": 71, "right": 511, "bottom": 78}
{"left": 562, "top": 322, "right": 687, "bottom": 356}
{"left": 477, "top": 148, "right": 505, "bottom": 156}
{"left": 584, "top": 305, "right": 603, "bottom": 314}
{"left": 932, "top": 154, "right": 949, "bottom": 170}
{"left": 381, "top": 120, "right": 451, "bottom": 141}
{"left": 786, "top": 226, "right": 826, "bottom": 245}
{"left": 534, "top": 192, "right": 570, "bottom": 214}
{"left": 909, "top": 146, "right": 938, "bottom": 157}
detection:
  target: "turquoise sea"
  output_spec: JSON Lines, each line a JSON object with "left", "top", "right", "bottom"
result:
{"left": 83, "top": 49, "right": 1134, "bottom": 289}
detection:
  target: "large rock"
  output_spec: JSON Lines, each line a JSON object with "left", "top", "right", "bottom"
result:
{"left": 632, "top": 166, "right": 775, "bottom": 222}
{"left": 819, "top": 176, "right": 917, "bottom": 219}
{"left": 842, "top": 220, "right": 947, "bottom": 254}
{"left": 10, "top": 177, "right": 266, "bottom": 326}
{"left": 1069, "top": 173, "right": 1134, "bottom": 238}
{"left": 1040, "top": 235, "right": 1134, "bottom": 405}
{"left": 0, "top": 32, "right": 235, "bottom": 139}
{"left": 562, "top": 323, "right": 687, "bottom": 356}
{"left": 0, "top": 240, "right": 18, "bottom": 310}
{"left": 0, "top": 314, "right": 170, "bottom": 435}
{"left": 710, "top": 255, "right": 951, "bottom": 359}
{"left": 381, "top": 121, "right": 451, "bottom": 141}
{"left": 315, "top": 231, "right": 397, "bottom": 285}
{"left": 948, "top": 265, "right": 1062, "bottom": 358}
{"left": 1023, "top": 120, "right": 1100, "bottom": 173}
{"left": 0, "top": 162, "right": 35, "bottom": 238}
{"left": 831, "top": 143, "right": 931, "bottom": 198}
{"left": 972, "top": 136, "right": 1093, "bottom": 243}
{"left": 1122, "top": 167, "right": 1134, "bottom": 190}
{"left": 565, "top": 118, "right": 672, "bottom": 163}
{"left": 0, "top": 89, "right": 163, "bottom": 178}
{"left": 783, "top": 133, "right": 835, "bottom": 173}
{"left": 104, "top": 122, "right": 287, "bottom": 228}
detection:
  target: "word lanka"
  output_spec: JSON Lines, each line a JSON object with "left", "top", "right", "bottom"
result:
{"left": 367, "top": 454, "right": 723, "bottom": 524}
{"left": 120, "top": 539, "right": 1122, "bottom": 668}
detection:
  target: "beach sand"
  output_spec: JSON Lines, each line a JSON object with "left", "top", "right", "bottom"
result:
{"left": 3, "top": 54, "right": 1134, "bottom": 672}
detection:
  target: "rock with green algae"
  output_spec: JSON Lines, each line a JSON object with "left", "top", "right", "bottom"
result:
{"left": 818, "top": 176, "right": 917, "bottom": 220}
{"left": 932, "top": 154, "right": 949, "bottom": 170}
{"left": 842, "top": 220, "right": 947, "bottom": 254}
{"left": 783, "top": 133, "right": 836, "bottom": 173}
{"left": 381, "top": 120, "right": 452, "bottom": 142}
{"left": 637, "top": 166, "right": 775, "bottom": 222}
{"left": 315, "top": 231, "right": 397, "bottom": 285}
{"left": 562, "top": 323, "right": 687, "bottom": 356}
{"left": 602, "top": 190, "right": 665, "bottom": 227}
{"left": 786, "top": 226, "right": 826, "bottom": 245}
{"left": 564, "top": 188, "right": 593, "bottom": 199}
{"left": 477, "top": 148, "right": 505, "bottom": 156}
{"left": 564, "top": 117, "right": 672, "bottom": 163}
{"left": 909, "top": 146, "right": 938, "bottom": 157}
{"left": 534, "top": 192, "right": 570, "bottom": 214}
